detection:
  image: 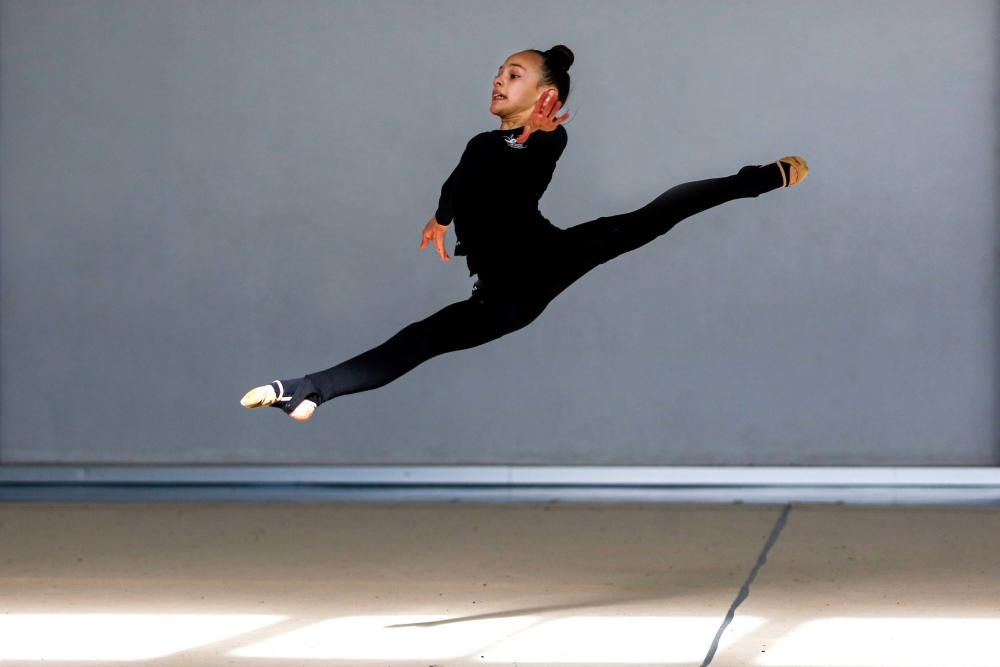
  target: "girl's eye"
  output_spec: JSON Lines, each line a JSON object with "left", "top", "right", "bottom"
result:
{"left": 511, "top": 74, "right": 518, "bottom": 78}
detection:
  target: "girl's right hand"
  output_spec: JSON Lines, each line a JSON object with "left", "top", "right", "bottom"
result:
{"left": 419, "top": 216, "right": 451, "bottom": 262}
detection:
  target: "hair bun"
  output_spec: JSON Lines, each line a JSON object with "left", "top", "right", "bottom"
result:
{"left": 546, "top": 44, "right": 574, "bottom": 72}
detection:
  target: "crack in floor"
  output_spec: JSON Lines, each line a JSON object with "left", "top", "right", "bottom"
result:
{"left": 700, "top": 502, "right": 792, "bottom": 666}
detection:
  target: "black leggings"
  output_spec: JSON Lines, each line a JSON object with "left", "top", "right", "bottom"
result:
{"left": 304, "top": 163, "right": 784, "bottom": 404}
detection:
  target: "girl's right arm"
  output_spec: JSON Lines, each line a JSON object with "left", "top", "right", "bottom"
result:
{"left": 419, "top": 161, "right": 459, "bottom": 262}
{"left": 434, "top": 166, "right": 458, "bottom": 227}
{"left": 420, "top": 135, "right": 479, "bottom": 263}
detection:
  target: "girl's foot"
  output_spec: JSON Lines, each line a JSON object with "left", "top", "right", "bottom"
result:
{"left": 286, "top": 399, "right": 317, "bottom": 422}
{"left": 738, "top": 157, "right": 809, "bottom": 196}
{"left": 773, "top": 155, "right": 809, "bottom": 188}
{"left": 240, "top": 377, "right": 321, "bottom": 422}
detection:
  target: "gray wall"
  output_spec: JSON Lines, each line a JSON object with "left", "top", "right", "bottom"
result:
{"left": 1, "top": 0, "right": 996, "bottom": 465}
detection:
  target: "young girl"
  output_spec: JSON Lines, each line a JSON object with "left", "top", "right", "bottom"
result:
{"left": 241, "top": 44, "right": 808, "bottom": 422}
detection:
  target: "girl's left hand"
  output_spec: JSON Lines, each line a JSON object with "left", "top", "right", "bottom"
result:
{"left": 515, "top": 91, "right": 569, "bottom": 144}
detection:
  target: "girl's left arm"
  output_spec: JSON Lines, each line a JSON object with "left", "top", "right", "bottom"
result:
{"left": 515, "top": 91, "right": 570, "bottom": 145}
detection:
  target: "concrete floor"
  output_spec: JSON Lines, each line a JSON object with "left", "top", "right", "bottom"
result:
{"left": 1, "top": 502, "right": 998, "bottom": 666}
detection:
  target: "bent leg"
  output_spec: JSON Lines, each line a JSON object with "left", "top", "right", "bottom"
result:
{"left": 305, "top": 284, "right": 549, "bottom": 403}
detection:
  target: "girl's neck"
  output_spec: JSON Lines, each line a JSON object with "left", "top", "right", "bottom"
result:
{"left": 498, "top": 113, "right": 530, "bottom": 131}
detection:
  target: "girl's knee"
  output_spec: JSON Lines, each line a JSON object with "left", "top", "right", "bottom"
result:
{"left": 494, "top": 302, "right": 541, "bottom": 334}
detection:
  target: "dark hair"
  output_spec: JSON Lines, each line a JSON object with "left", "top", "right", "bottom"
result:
{"left": 529, "top": 44, "right": 574, "bottom": 105}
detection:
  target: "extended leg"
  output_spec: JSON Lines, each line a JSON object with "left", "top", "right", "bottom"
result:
{"left": 553, "top": 164, "right": 786, "bottom": 286}
{"left": 305, "top": 285, "right": 548, "bottom": 404}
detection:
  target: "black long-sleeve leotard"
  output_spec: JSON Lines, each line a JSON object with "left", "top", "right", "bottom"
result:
{"left": 286, "top": 128, "right": 786, "bottom": 409}
{"left": 434, "top": 123, "right": 568, "bottom": 279}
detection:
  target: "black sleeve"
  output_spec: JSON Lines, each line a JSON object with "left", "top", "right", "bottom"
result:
{"left": 434, "top": 137, "right": 478, "bottom": 226}
{"left": 518, "top": 124, "right": 568, "bottom": 200}
{"left": 434, "top": 167, "right": 458, "bottom": 226}
{"left": 530, "top": 124, "right": 567, "bottom": 170}
{"left": 532, "top": 123, "right": 568, "bottom": 153}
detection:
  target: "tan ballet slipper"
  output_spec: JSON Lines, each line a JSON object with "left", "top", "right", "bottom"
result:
{"left": 774, "top": 155, "right": 810, "bottom": 188}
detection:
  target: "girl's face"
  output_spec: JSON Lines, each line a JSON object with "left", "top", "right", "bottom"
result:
{"left": 491, "top": 51, "right": 554, "bottom": 121}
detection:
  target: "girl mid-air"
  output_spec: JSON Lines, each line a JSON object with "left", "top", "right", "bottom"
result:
{"left": 241, "top": 44, "right": 809, "bottom": 422}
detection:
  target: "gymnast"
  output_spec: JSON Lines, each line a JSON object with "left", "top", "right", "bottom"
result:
{"left": 241, "top": 44, "right": 809, "bottom": 422}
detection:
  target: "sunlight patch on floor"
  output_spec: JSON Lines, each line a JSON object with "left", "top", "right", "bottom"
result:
{"left": 0, "top": 613, "right": 286, "bottom": 661}
{"left": 231, "top": 614, "right": 765, "bottom": 663}
{"left": 755, "top": 617, "right": 1000, "bottom": 667}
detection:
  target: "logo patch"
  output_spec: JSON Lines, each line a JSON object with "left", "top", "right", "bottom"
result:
{"left": 502, "top": 133, "right": 526, "bottom": 149}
